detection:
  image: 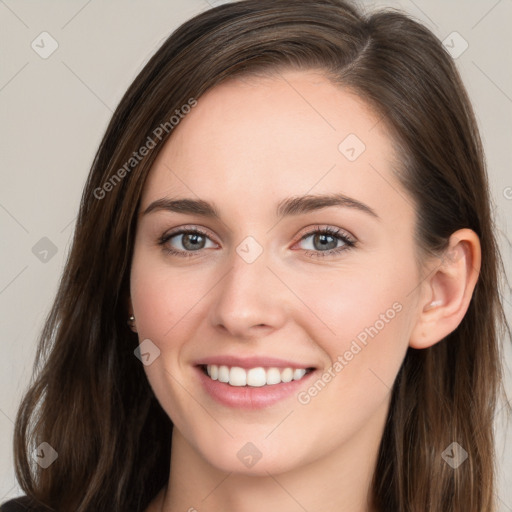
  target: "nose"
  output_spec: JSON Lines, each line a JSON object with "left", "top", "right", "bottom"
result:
{"left": 208, "top": 240, "right": 289, "bottom": 340}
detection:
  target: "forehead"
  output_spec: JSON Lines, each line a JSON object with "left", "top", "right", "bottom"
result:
{"left": 140, "top": 69, "right": 407, "bottom": 221}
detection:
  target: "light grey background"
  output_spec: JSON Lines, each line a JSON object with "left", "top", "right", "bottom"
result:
{"left": 1, "top": 0, "right": 511, "bottom": 508}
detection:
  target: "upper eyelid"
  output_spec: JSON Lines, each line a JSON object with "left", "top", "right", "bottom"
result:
{"left": 162, "top": 225, "right": 216, "bottom": 242}
{"left": 298, "top": 225, "right": 354, "bottom": 242}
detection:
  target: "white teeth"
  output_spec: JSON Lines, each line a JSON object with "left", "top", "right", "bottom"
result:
{"left": 266, "top": 367, "right": 281, "bottom": 385}
{"left": 247, "top": 367, "right": 267, "bottom": 387}
{"left": 205, "top": 364, "right": 310, "bottom": 387}
{"left": 217, "top": 365, "right": 229, "bottom": 383}
{"left": 293, "top": 368, "right": 306, "bottom": 380}
{"left": 229, "top": 367, "right": 247, "bottom": 387}
{"left": 281, "top": 368, "right": 293, "bottom": 383}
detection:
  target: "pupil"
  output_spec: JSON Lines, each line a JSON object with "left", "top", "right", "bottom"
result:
{"left": 316, "top": 234, "right": 336, "bottom": 250}
{"left": 184, "top": 233, "right": 204, "bottom": 250}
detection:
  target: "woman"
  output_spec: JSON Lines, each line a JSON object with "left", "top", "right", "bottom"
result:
{"left": 2, "top": 0, "right": 510, "bottom": 511}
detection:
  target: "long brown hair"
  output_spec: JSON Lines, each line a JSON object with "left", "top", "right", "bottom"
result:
{"left": 12, "top": 1, "right": 510, "bottom": 510}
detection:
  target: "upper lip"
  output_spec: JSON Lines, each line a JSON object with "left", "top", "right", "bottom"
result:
{"left": 193, "top": 355, "right": 316, "bottom": 370}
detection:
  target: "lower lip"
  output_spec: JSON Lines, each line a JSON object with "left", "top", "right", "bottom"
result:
{"left": 196, "top": 366, "right": 316, "bottom": 409}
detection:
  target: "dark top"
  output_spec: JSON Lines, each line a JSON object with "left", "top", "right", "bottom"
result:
{"left": 0, "top": 497, "right": 47, "bottom": 511}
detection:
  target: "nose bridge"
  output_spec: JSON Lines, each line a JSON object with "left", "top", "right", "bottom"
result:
{"left": 209, "top": 234, "right": 287, "bottom": 337}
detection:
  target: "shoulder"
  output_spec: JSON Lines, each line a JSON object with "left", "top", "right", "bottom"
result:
{"left": 0, "top": 496, "right": 48, "bottom": 511}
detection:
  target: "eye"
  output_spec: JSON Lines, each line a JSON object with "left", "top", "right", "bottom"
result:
{"left": 159, "top": 227, "right": 217, "bottom": 258}
{"left": 158, "top": 225, "right": 356, "bottom": 259}
{"left": 296, "top": 225, "right": 356, "bottom": 258}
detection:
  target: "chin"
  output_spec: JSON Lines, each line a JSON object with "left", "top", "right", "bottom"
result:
{"left": 193, "top": 435, "right": 309, "bottom": 477}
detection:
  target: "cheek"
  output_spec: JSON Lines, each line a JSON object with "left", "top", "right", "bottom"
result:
{"left": 288, "top": 265, "right": 415, "bottom": 448}
{"left": 292, "top": 252, "right": 418, "bottom": 385}
{"left": 130, "top": 248, "right": 206, "bottom": 342}
{"left": 129, "top": 250, "right": 205, "bottom": 422}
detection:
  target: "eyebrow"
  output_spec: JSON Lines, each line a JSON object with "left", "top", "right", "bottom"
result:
{"left": 141, "top": 193, "right": 379, "bottom": 220}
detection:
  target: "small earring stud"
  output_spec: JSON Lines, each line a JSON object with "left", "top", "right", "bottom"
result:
{"left": 127, "top": 314, "right": 136, "bottom": 325}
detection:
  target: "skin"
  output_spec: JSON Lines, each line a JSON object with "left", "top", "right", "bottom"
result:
{"left": 129, "top": 69, "right": 481, "bottom": 512}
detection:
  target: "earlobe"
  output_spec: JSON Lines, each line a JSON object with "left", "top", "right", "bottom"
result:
{"left": 127, "top": 314, "right": 138, "bottom": 333}
{"left": 126, "top": 296, "right": 138, "bottom": 333}
{"left": 409, "top": 229, "right": 481, "bottom": 349}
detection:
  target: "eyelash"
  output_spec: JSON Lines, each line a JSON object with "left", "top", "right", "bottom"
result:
{"left": 158, "top": 225, "right": 356, "bottom": 259}
{"left": 300, "top": 226, "right": 356, "bottom": 258}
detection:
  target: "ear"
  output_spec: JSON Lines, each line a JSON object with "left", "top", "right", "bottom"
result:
{"left": 126, "top": 295, "right": 138, "bottom": 333}
{"left": 409, "top": 228, "right": 481, "bottom": 349}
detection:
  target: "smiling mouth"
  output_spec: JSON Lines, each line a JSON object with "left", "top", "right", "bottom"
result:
{"left": 199, "top": 364, "right": 315, "bottom": 387}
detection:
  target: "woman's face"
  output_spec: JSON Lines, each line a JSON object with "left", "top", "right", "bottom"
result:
{"left": 130, "top": 69, "right": 425, "bottom": 475}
